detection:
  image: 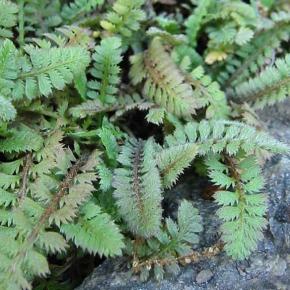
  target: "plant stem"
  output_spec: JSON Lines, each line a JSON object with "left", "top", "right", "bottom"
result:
{"left": 9, "top": 157, "right": 87, "bottom": 277}
{"left": 132, "top": 242, "right": 223, "bottom": 273}
{"left": 18, "top": 153, "right": 32, "bottom": 200}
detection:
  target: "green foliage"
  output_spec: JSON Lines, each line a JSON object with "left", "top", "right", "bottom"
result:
{"left": 0, "top": 0, "right": 290, "bottom": 287}
{"left": 24, "top": 0, "right": 62, "bottom": 35}
{"left": 97, "top": 118, "right": 123, "bottom": 161}
{"left": 101, "top": 0, "right": 146, "bottom": 39}
{"left": 0, "top": 39, "right": 18, "bottom": 98}
{"left": 0, "top": 132, "right": 124, "bottom": 289}
{"left": 215, "top": 11, "right": 290, "bottom": 87}
{"left": 70, "top": 92, "right": 154, "bottom": 120}
{"left": 70, "top": 99, "right": 108, "bottom": 118}
{"left": 130, "top": 37, "right": 199, "bottom": 117}
{"left": 15, "top": 45, "right": 90, "bottom": 100}
{"left": 61, "top": 0, "right": 104, "bottom": 22}
{"left": 130, "top": 38, "right": 230, "bottom": 119}
{"left": 0, "top": 39, "right": 90, "bottom": 104}
{"left": 97, "top": 163, "right": 113, "bottom": 192}
{"left": 145, "top": 107, "right": 166, "bottom": 125}
{"left": 0, "top": 95, "right": 16, "bottom": 122}
{"left": 0, "top": 125, "right": 43, "bottom": 153}
{"left": 234, "top": 54, "right": 290, "bottom": 109}
{"left": 113, "top": 138, "right": 163, "bottom": 238}
{"left": 88, "top": 36, "right": 122, "bottom": 104}
{"left": 184, "top": 0, "right": 257, "bottom": 64}
{"left": 136, "top": 200, "right": 202, "bottom": 281}
{"left": 61, "top": 201, "right": 124, "bottom": 256}
{"left": 187, "top": 66, "right": 230, "bottom": 119}
{"left": 164, "top": 120, "right": 289, "bottom": 156}
{"left": 0, "top": 0, "right": 18, "bottom": 40}
{"left": 206, "top": 1, "right": 257, "bottom": 49}
{"left": 185, "top": 0, "right": 211, "bottom": 47}
{"left": 157, "top": 143, "right": 199, "bottom": 188}
{"left": 206, "top": 155, "right": 267, "bottom": 259}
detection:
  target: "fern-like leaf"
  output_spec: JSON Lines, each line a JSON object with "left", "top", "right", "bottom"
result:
{"left": 61, "top": 201, "right": 124, "bottom": 256}
{"left": 13, "top": 46, "right": 90, "bottom": 100}
{"left": 157, "top": 143, "right": 198, "bottom": 188}
{"left": 188, "top": 66, "right": 230, "bottom": 119}
{"left": 206, "top": 155, "right": 267, "bottom": 259}
{"left": 234, "top": 54, "right": 290, "bottom": 109}
{"left": 0, "top": 95, "right": 16, "bottom": 121}
{"left": 61, "top": 0, "right": 104, "bottom": 22}
{"left": 70, "top": 93, "right": 154, "bottom": 120}
{"left": 88, "top": 37, "right": 122, "bottom": 103}
{"left": 113, "top": 138, "right": 163, "bottom": 238}
{"left": 101, "top": 0, "right": 145, "bottom": 39}
{"left": 97, "top": 163, "right": 113, "bottom": 192}
{"left": 24, "top": 0, "right": 62, "bottom": 36}
{"left": 0, "top": 39, "right": 18, "bottom": 97}
{"left": 0, "top": 0, "right": 18, "bottom": 40}
{"left": 136, "top": 200, "right": 202, "bottom": 281}
{"left": 216, "top": 11, "right": 290, "bottom": 87}
{"left": 0, "top": 125, "right": 43, "bottom": 153}
{"left": 185, "top": 0, "right": 211, "bottom": 47}
{"left": 164, "top": 120, "right": 289, "bottom": 156}
{"left": 0, "top": 136, "right": 118, "bottom": 289}
{"left": 130, "top": 38, "right": 199, "bottom": 117}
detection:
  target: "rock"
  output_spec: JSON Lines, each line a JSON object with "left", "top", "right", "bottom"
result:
{"left": 195, "top": 269, "right": 213, "bottom": 284}
{"left": 271, "top": 257, "right": 287, "bottom": 277}
{"left": 258, "top": 101, "right": 290, "bottom": 254}
{"left": 77, "top": 100, "right": 290, "bottom": 290}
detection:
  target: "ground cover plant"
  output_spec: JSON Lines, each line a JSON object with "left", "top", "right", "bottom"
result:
{"left": 0, "top": 0, "right": 290, "bottom": 289}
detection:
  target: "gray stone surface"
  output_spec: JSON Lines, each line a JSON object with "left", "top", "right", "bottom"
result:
{"left": 77, "top": 101, "right": 290, "bottom": 290}
{"left": 195, "top": 270, "right": 214, "bottom": 284}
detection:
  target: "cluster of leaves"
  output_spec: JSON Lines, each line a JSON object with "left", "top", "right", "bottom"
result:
{"left": 0, "top": 0, "right": 290, "bottom": 288}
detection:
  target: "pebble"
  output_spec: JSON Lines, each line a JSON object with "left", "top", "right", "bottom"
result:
{"left": 195, "top": 269, "right": 214, "bottom": 284}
